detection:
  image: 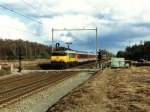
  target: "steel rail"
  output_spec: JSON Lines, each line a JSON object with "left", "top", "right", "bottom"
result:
{"left": 0, "top": 74, "right": 51, "bottom": 93}
{"left": 0, "top": 72, "right": 76, "bottom": 105}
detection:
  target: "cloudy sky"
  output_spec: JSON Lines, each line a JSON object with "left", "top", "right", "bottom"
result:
{"left": 0, "top": 0, "right": 150, "bottom": 53}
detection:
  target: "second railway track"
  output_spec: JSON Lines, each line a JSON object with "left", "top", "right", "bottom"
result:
{"left": 0, "top": 71, "right": 78, "bottom": 106}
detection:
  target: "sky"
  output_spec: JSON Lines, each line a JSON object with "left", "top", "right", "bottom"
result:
{"left": 0, "top": 0, "right": 150, "bottom": 54}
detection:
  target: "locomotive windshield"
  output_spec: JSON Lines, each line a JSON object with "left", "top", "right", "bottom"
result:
{"left": 52, "top": 52, "right": 67, "bottom": 56}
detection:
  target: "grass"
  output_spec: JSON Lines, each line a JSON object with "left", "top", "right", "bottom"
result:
{"left": 106, "top": 67, "right": 150, "bottom": 112}
{"left": 0, "top": 70, "right": 11, "bottom": 76}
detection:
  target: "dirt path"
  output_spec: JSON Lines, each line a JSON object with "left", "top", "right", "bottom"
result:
{"left": 47, "top": 67, "right": 150, "bottom": 112}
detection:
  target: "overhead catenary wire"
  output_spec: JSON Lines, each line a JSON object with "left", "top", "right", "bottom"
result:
{"left": 22, "top": 0, "right": 39, "bottom": 14}
{"left": 0, "top": 8, "right": 49, "bottom": 38}
{"left": 0, "top": 5, "right": 42, "bottom": 24}
{"left": 0, "top": 21, "right": 48, "bottom": 37}
{"left": 0, "top": 3, "right": 54, "bottom": 39}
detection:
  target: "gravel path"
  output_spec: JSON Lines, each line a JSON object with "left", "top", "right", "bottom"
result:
{"left": 47, "top": 70, "right": 108, "bottom": 112}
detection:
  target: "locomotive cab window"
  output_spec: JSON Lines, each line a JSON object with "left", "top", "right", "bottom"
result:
{"left": 52, "top": 52, "right": 67, "bottom": 56}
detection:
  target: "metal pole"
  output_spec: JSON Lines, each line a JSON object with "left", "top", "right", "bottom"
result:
{"left": 52, "top": 28, "right": 54, "bottom": 53}
{"left": 96, "top": 27, "right": 98, "bottom": 68}
{"left": 18, "top": 40, "right": 22, "bottom": 72}
{"left": 53, "top": 28, "right": 96, "bottom": 31}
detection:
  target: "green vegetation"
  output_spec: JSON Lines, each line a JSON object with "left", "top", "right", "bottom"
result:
{"left": 0, "top": 39, "right": 51, "bottom": 60}
{"left": 0, "top": 70, "right": 11, "bottom": 76}
{"left": 117, "top": 41, "right": 150, "bottom": 60}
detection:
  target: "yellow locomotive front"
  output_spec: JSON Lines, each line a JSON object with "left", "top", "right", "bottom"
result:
{"left": 50, "top": 50, "right": 76, "bottom": 63}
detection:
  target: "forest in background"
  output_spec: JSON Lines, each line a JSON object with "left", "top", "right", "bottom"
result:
{"left": 0, "top": 39, "right": 51, "bottom": 60}
{"left": 117, "top": 41, "right": 150, "bottom": 60}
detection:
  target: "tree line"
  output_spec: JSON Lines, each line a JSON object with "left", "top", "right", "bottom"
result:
{"left": 98, "top": 49, "right": 114, "bottom": 60}
{"left": 0, "top": 39, "right": 51, "bottom": 60}
{"left": 117, "top": 41, "right": 150, "bottom": 60}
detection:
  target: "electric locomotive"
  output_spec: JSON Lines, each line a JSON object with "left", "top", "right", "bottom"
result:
{"left": 50, "top": 50, "right": 96, "bottom": 68}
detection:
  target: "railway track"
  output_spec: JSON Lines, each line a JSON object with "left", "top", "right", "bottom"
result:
{"left": 0, "top": 62, "right": 99, "bottom": 106}
{"left": 39, "top": 61, "right": 97, "bottom": 70}
{"left": 70, "top": 62, "right": 96, "bottom": 69}
{"left": 0, "top": 72, "right": 77, "bottom": 105}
